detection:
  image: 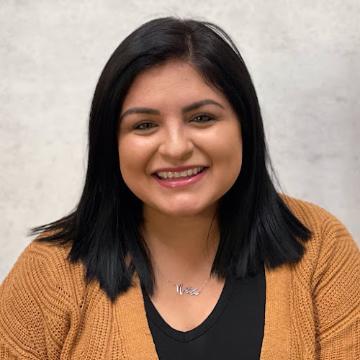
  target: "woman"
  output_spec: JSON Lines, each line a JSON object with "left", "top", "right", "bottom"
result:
{"left": 0, "top": 17, "right": 359, "bottom": 359}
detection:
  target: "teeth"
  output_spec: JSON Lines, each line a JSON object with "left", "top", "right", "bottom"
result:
{"left": 156, "top": 167, "right": 205, "bottom": 179}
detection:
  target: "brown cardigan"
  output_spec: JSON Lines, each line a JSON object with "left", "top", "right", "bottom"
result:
{"left": 1, "top": 196, "right": 359, "bottom": 359}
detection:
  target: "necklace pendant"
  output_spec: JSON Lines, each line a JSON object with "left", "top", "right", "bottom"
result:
{"left": 185, "top": 287, "right": 200, "bottom": 296}
{"left": 176, "top": 283, "right": 183, "bottom": 295}
{"left": 176, "top": 283, "right": 200, "bottom": 296}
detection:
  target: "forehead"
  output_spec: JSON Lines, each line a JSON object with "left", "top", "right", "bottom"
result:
{"left": 121, "top": 60, "right": 226, "bottom": 109}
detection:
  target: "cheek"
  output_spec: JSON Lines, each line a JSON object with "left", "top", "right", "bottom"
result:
{"left": 213, "top": 131, "right": 242, "bottom": 163}
{"left": 118, "top": 139, "right": 139, "bottom": 177}
{"left": 118, "top": 137, "right": 153, "bottom": 180}
{"left": 212, "top": 133, "right": 243, "bottom": 184}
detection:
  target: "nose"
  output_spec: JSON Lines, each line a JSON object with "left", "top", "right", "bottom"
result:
{"left": 158, "top": 122, "right": 194, "bottom": 162}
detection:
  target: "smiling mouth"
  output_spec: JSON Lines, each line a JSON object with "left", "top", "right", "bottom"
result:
{"left": 153, "top": 166, "right": 208, "bottom": 180}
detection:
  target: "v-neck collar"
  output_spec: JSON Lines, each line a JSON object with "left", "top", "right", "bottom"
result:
{"left": 115, "top": 264, "right": 292, "bottom": 360}
{"left": 141, "top": 274, "right": 235, "bottom": 342}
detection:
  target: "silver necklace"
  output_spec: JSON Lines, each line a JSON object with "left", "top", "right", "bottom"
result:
{"left": 154, "top": 263, "right": 212, "bottom": 296}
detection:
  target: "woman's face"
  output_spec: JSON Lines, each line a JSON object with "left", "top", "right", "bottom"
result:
{"left": 117, "top": 59, "right": 242, "bottom": 218}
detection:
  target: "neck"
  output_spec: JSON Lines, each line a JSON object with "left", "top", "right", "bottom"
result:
{"left": 141, "top": 205, "right": 220, "bottom": 280}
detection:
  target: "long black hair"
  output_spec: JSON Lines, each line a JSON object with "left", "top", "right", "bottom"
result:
{"left": 30, "top": 17, "right": 311, "bottom": 302}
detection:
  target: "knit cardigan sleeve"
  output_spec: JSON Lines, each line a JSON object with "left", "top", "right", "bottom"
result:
{"left": 0, "top": 242, "right": 79, "bottom": 359}
{"left": 312, "top": 210, "right": 360, "bottom": 359}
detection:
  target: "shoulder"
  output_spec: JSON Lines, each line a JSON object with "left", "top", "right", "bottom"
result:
{"left": 1, "top": 236, "right": 87, "bottom": 316}
{"left": 280, "top": 193, "right": 340, "bottom": 230}
{"left": 279, "top": 193, "right": 359, "bottom": 286}
{"left": 0, "top": 237, "right": 88, "bottom": 356}
{"left": 280, "top": 196, "right": 360, "bottom": 353}
{"left": 280, "top": 193, "right": 357, "bottom": 246}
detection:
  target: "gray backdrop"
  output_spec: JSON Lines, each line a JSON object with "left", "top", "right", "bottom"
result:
{"left": 1, "top": 0, "right": 359, "bottom": 282}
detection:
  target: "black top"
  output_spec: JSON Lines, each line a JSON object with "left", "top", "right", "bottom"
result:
{"left": 141, "top": 264, "right": 266, "bottom": 360}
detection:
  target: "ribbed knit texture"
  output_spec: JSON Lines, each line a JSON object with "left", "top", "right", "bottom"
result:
{"left": 0, "top": 196, "right": 359, "bottom": 359}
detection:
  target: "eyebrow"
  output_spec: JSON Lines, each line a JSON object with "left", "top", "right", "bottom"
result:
{"left": 119, "top": 99, "right": 225, "bottom": 121}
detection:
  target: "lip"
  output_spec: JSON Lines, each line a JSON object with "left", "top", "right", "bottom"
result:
{"left": 152, "top": 165, "right": 207, "bottom": 174}
{"left": 152, "top": 167, "right": 208, "bottom": 188}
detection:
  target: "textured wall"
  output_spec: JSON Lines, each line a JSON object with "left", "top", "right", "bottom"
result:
{"left": 1, "top": 0, "right": 359, "bottom": 281}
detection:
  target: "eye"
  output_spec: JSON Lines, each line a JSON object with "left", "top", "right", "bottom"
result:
{"left": 133, "top": 122, "right": 156, "bottom": 131}
{"left": 191, "top": 114, "right": 215, "bottom": 124}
